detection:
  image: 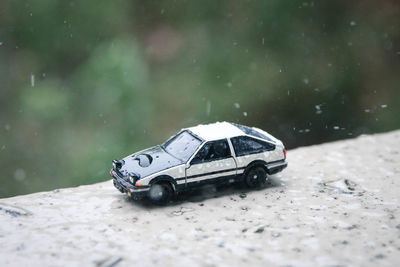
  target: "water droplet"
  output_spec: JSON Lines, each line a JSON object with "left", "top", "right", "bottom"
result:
{"left": 243, "top": 112, "right": 247, "bottom": 117}
{"left": 30, "top": 73, "right": 35, "bottom": 87}
{"left": 206, "top": 100, "right": 211, "bottom": 116}
{"left": 350, "top": 21, "right": 357, "bottom": 27}
{"left": 303, "top": 78, "right": 309, "bottom": 84}
{"left": 14, "top": 169, "right": 26, "bottom": 181}
{"left": 234, "top": 103, "right": 240, "bottom": 109}
{"left": 227, "top": 82, "right": 232, "bottom": 88}
{"left": 381, "top": 104, "right": 388, "bottom": 108}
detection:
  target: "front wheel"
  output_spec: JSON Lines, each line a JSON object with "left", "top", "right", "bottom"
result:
{"left": 245, "top": 166, "right": 267, "bottom": 188}
{"left": 148, "top": 182, "right": 173, "bottom": 204}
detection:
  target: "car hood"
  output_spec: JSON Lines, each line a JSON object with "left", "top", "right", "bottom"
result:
{"left": 118, "top": 146, "right": 183, "bottom": 179}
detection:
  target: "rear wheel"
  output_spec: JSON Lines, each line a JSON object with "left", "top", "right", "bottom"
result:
{"left": 245, "top": 166, "right": 267, "bottom": 188}
{"left": 148, "top": 182, "right": 173, "bottom": 204}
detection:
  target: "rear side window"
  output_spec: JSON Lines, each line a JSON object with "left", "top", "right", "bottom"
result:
{"left": 191, "top": 139, "right": 231, "bottom": 164}
{"left": 231, "top": 136, "right": 275, "bottom": 156}
{"left": 231, "top": 123, "right": 273, "bottom": 142}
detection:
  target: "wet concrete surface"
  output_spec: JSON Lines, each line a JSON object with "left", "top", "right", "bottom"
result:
{"left": 1, "top": 130, "right": 400, "bottom": 266}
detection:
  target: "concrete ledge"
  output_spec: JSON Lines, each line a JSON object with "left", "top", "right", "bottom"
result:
{"left": 1, "top": 130, "right": 400, "bottom": 266}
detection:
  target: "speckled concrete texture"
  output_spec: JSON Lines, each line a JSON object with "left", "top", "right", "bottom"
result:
{"left": 1, "top": 130, "right": 400, "bottom": 267}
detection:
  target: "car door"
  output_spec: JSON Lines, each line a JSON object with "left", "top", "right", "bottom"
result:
{"left": 185, "top": 139, "right": 237, "bottom": 187}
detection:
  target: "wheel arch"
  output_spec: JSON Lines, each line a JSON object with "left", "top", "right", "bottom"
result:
{"left": 243, "top": 160, "right": 268, "bottom": 176}
{"left": 150, "top": 175, "right": 177, "bottom": 192}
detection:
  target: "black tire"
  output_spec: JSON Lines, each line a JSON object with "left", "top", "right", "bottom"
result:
{"left": 245, "top": 166, "right": 267, "bottom": 188}
{"left": 148, "top": 182, "right": 173, "bottom": 204}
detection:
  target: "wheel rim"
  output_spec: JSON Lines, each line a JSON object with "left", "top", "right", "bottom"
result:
{"left": 149, "top": 183, "right": 172, "bottom": 203}
{"left": 149, "top": 184, "right": 166, "bottom": 201}
{"left": 246, "top": 167, "right": 266, "bottom": 187}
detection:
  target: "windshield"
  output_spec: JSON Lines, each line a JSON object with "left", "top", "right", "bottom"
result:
{"left": 162, "top": 131, "right": 202, "bottom": 162}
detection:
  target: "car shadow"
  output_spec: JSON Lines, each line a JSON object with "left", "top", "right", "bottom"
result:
{"left": 127, "top": 175, "right": 284, "bottom": 209}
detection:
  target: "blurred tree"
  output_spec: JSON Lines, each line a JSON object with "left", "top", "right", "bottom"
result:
{"left": 0, "top": 0, "right": 399, "bottom": 197}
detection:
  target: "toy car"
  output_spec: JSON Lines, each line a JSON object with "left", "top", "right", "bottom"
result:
{"left": 110, "top": 122, "right": 287, "bottom": 203}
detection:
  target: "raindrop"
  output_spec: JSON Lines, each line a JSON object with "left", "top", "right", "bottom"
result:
{"left": 206, "top": 101, "right": 211, "bottom": 116}
{"left": 315, "top": 104, "right": 322, "bottom": 114}
{"left": 14, "top": 169, "right": 26, "bottom": 181}
{"left": 4, "top": 124, "right": 11, "bottom": 131}
{"left": 350, "top": 21, "right": 357, "bottom": 27}
{"left": 333, "top": 126, "right": 340, "bottom": 130}
{"left": 30, "top": 73, "right": 35, "bottom": 87}
{"left": 303, "top": 78, "right": 309, "bottom": 84}
{"left": 0, "top": 42, "right": 3, "bottom": 46}
{"left": 243, "top": 112, "right": 247, "bottom": 117}
{"left": 234, "top": 103, "right": 240, "bottom": 109}
{"left": 381, "top": 104, "right": 388, "bottom": 108}
{"left": 227, "top": 82, "right": 232, "bottom": 88}
{"left": 364, "top": 109, "right": 371, "bottom": 113}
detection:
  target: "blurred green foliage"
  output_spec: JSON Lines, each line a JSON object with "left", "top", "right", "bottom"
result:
{"left": 0, "top": 0, "right": 399, "bottom": 197}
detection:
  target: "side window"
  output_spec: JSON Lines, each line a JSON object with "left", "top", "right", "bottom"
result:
{"left": 191, "top": 139, "right": 231, "bottom": 164}
{"left": 231, "top": 136, "right": 275, "bottom": 156}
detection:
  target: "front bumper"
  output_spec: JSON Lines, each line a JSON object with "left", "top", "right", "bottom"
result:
{"left": 111, "top": 169, "right": 150, "bottom": 199}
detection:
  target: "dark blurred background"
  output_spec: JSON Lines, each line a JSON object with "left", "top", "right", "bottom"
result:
{"left": 0, "top": 0, "right": 399, "bottom": 198}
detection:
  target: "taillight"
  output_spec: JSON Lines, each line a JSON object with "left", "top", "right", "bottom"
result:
{"left": 283, "top": 149, "right": 287, "bottom": 159}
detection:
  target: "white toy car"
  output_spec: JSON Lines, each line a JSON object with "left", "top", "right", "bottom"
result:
{"left": 111, "top": 122, "right": 287, "bottom": 203}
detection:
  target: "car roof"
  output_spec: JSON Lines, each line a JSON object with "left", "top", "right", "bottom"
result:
{"left": 186, "top": 121, "right": 244, "bottom": 141}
